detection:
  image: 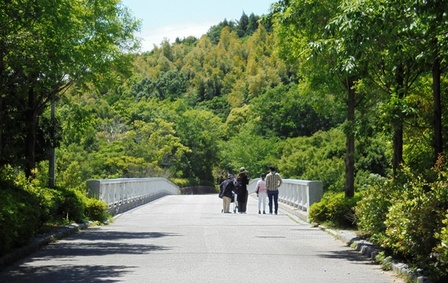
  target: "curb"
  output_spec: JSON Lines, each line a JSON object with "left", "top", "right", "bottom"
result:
{"left": 277, "top": 201, "right": 432, "bottom": 283}
{"left": 321, "top": 226, "right": 432, "bottom": 283}
{"left": 0, "top": 222, "right": 89, "bottom": 271}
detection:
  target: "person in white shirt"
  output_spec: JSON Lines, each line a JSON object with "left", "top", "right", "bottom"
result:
{"left": 255, "top": 173, "right": 267, "bottom": 214}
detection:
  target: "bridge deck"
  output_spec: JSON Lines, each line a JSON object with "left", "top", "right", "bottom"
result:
{"left": 0, "top": 195, "right": 403, "bottom": 283}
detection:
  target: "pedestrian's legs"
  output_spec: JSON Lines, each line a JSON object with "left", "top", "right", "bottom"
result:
{"left": 223, "top": 196, "right": 231, "bottom": 213}
{"left": 260, "top": 192, "right": 267, "bottom": 213}
{"left": 238, "top": 191, "right": 248, "bottom": 213}
{"left": 273, "top": 190, "right": 279, "bottom": 214}
{"left": 268, "top": 190, "right": 273, "bottom": 214}
{"left": 244, "top": 191, "right": 248, "bottom": 212}
{"left": 238, "top": 197, "right": 243, "bottom": 212}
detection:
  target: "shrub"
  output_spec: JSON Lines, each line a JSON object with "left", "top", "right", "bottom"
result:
{"left": 380, "top": 165, "right": 448, "bottom": 278}
{"left": 0, "top": 186, "right": 42, "bottom": 254}
{"left": 355, "top": 177, "right": 397, "bottom": 240}
{"left": 170, "top": 178, "right": 190, "bottom": 187}
{"left": 84, "top": 197, "right": 108, "bottom": 222}
{"left": 0, "top": 165, "right": 108, "bottom": 256}
{"left": 309, "top": 191, "right": 361, "bottom": 228}
{"left": 432, "top": 211, "right": 448, "bottom": 282}
{"left": 54, "top": 187, "right": 86, "bottom": 223}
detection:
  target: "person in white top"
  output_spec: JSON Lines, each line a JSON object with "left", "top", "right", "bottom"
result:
{"left": 255, "top": 173, "right": 267, "bottom": 214}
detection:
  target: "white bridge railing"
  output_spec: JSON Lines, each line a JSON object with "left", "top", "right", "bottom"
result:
{"left": 86, "top": 178, "right": 179, "bottom": 215}
{"left": 248, "top": 178, "right": 323, "bottom": 221}
{"left": 86, "top": 177, "right": 322, "bottom": 220}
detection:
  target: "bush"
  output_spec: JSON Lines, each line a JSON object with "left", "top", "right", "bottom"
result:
{"left": 355, "top": 177, "right": 397, "bottom": 240}
{"left": 433, "top": 211, "right": 448, "bottom": 282}
{"left": 0, "top": 165, "right": 110, "bottom": 256}
{"left": 84, "top": 197, "right": 108, "bottom": 222}
{"left": 0, "top": 185, "right": 42, "bottom": 254}
{"left": 380, "top": 165, "right": 448, "bottom": 279}
{"left": 54, "top": 187, "right": 86, "bottom": 223}
{"left": 309, "top": 191, "right": 361, "bottom": 228}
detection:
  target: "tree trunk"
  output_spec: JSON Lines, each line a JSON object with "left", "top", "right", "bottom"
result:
{"left": 345, "top": 78, "right": 355, "bottom": 198}
{"left": 432, "top": 48, "right": 443, "bottom": 163}
{"left": 392, "top": 125, "right": 403, "bottom": 176}
{"left": 392, "top": 66, "right": 405, "bottom": 177}
{"left": 49, "top": 97, "right": 56, "bottom": 188}
{"left": 25, "top": 88, "right": 37, "bottom": 178}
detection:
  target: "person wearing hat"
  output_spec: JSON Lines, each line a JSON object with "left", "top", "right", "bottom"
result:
{"left": 236, "top": 167, "right": 250, "bottom": 213}
{"left": 255, "top": 173, "right": 267, "bottom": 214}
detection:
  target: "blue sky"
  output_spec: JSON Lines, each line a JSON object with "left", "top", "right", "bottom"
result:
{"left": 121, "top": 0, "right": 275, "bottom": 51}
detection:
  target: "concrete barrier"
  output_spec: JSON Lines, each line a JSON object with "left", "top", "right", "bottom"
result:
{"left": 248, "top": 178, "right": 323, "bottom": 221}
{"left": 86, "top": 178, "right": 179, "bottom": 215}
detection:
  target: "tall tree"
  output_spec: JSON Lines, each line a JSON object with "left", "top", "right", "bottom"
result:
{"left": 176, "top": 109, "right": 223, "bottom": 184}
{"left": 272, "top": 0, "right": 363, "bottom": 197}
{"left": 332, "top": 0, "right": 425, "bottom": 175}
{"left": 237, "top": 12, "right": 249, "bottom": 37}
{"left": 0, "top": 0, "right": 140, "bottom": 177}
{"left": 415, "top": 0, "right": 448, "bottom": 164}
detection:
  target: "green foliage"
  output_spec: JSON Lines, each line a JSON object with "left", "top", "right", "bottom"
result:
{"left": 309, "top": 191, "right": 361, "bottom": 228}
{"left": 176, "top": 109, "right": 223, "bottom": 184}
{"left": 250, "top": 84, "right": 343, "bottom": 138}
{"left": 56, "top": 187, "right": 85, "bottom": 223}
{"left": 0, "top": 0, "right": 140, "bottom": 175}
{"left": 433, "top": 211, "right": 448, "bottom": 281}
{"left": 0, "top": 165, "right": 108, "bottom": 255}
{"left": 84, "top": 198, "right": 108, "bottom": 222}
{"left": 0, "top": 185, "right": 42, "bottom": 254}
{"left": 355, "top": 177, "right": 396, "bottom": 240}
{"left": 218, "top": 129, "right": 283, "bottom": 177}
{"left": 279, "top": 128, "right": 345, "bottom": 191}
{"left": 381, "top": 166, "right": 448, "bottom": 265}
{"left": 355, "top": 159, "right": 448, "bottom": 280}
{"left": 355, "top": 161, "right": 448, "bottom": 281}
{"left": 356, "top": 135, "right": 390, "bottom": 177}
{"left": 170, "top": 178, "right": 191, "bottom": 187}
{"left": 130, "top": 70, "right": 189, "bottom": 100}
{"left": 2, "top": 4, "right": 448, "bottom": 280}
{"left": 206, "top": 12, "right": 262, "bottom": 44}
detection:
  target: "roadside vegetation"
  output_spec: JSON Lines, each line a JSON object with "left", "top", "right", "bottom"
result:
{"left": 1, "top": 1, "right": 448, "bottom": 281}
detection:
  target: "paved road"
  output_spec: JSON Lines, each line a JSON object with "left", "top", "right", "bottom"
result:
{"left": 0, "top": 195, "right": 404, "bottom": 283}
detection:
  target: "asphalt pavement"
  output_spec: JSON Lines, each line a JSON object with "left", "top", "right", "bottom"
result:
{"left": 0, "top": 194, "right": 405, "bottom": 283}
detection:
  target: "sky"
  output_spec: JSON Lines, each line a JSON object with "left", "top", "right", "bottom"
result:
{"left": 121, "top": 0, "right": 275, "bottom": 52}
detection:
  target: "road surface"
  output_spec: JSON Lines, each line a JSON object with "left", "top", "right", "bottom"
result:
{"left": 0, "top": 194, "right": 404, "bottom": 283}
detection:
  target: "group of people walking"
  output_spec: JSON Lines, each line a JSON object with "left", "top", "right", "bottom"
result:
{"left": 219, "top": 165, "right": 283, "bottom": 215}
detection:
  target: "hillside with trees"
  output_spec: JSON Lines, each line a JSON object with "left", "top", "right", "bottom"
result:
{"left": 1, "top": 1, "right": 448, "bottom": 281}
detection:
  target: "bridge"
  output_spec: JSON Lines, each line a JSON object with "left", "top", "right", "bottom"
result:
{"left": 0, "top": 178, "right": 404, "bottom": 283}
{"left": 85, "top": 177, "right": 324, "bottom": 222}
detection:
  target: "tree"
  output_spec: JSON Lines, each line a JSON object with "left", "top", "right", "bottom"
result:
{"left": 237, "top": 12, "right": 249, "bottom": 37}
{"left": 0, "top": 0, "right": 140, "bottom": 177}
{"left": 247, "top": 13, "right": 260, "bottom": 35}
{"left": 176, "top": 109, "right": 223, "bottom": 184}
{"left": 272, "top": 0, "right": 362, "bottom": 197}
{"left": 207, "top": 18, "right": 236, "bottom": 44}
{"left": 331, "top": 0, "right": 426, "bottom": 176}
{"left": 415, "top": 0, "right": 448, "bottom": 164}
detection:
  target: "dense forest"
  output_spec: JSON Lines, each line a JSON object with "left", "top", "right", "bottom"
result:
{"left": 1, "top": 0, "right": 448, "bottom": 281}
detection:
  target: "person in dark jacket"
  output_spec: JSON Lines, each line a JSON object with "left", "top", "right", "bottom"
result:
{"left": 236, "top": 167, "right": 250, "bottom": 213}
{"left": 219, "top": 174, "right": 236, "bottom": 213}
